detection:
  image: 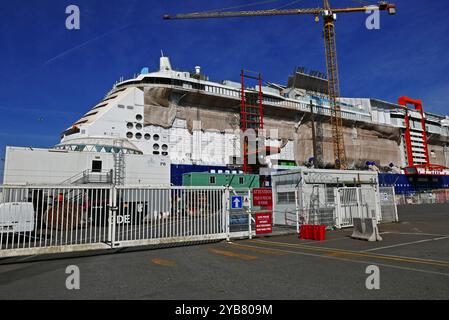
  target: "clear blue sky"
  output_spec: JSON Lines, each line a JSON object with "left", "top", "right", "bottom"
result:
{"left": 0, "top": 0, "right": 448, "bottom": 178}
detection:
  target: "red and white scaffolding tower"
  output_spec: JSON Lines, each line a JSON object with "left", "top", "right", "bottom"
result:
{"left": 240, "top": 70, "right": 264, "bottom": 174}
{"left": 399, "top": 96, "right": 449, "bottom": 176}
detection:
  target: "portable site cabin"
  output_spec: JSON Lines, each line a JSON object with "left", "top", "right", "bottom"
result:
{"left": 271, "top": 168, "right": 380, "bottom": 228}
{"left": 182, "top": 172, "right": 260, "bottom": 189}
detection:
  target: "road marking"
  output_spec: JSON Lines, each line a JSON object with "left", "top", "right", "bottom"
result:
{"left": 151, "top": 258, "right": 176, "bottom": 266}
{"left": 208, "top": 248, "right": 258, "bottom": 260}
{"left": 250, "top": 239, "right": 449, "bottom": 268}
{"left": 228, "top": 242, "right": 287, "bottom": 256}
{"left": 382, "top": 232, "right": 449, "bottom": 237}
{"left": 234, "top": 242, "right": 449, "bottom": 278}
{"left": 364, "top": 236, "right": 449, "bottom": 252}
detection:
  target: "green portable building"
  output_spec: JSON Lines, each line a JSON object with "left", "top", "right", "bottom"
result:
{"left": 182, "top": 172, "right": 260, "bottom": 189}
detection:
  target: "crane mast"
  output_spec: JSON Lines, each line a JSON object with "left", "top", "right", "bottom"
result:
{"left": 323, "top": 0, "right": 346, "bottom": 168}
{"left": 164, "top": 1, "right": 396, "bottom": 170}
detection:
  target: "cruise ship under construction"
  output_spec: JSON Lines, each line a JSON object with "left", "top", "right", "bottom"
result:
{"left": 3, "top": 55, "right": 449, "bottom": 191}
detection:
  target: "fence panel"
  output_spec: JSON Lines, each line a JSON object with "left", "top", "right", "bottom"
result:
{"left": 0, "top": 186, "right": 112, "bottom": 257}
{"left": 379, "top": 186, "right": 398, "bottom": 222}
{"left": 395, "top": 189, "right": 449, "bottom": 206}
{"left": 111, "top": 186, "right": 227, "bottom": 248}
{"left": 335, "top": 187, "right": 379, "bottom": 228}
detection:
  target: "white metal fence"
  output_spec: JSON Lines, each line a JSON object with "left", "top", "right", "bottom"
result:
{"left": 0, "top": 184, "right": 398, "bottom": 258}
{"left": 395, "top": 189, "right": 449, "bottom": 205}
{"left": 0, "top": 186, "right": 112, "bottom": 256}
{"left": 334, "top": 187, "right": 382, "bottom": 228}
{"left": 379, "top": 186, "right": 399, "bottom": 222}
{"left": 0, "top": 185, "right": 239, "bottom": 258}
{"left": 111, "top": 186, "right": 227, "bottom": 248}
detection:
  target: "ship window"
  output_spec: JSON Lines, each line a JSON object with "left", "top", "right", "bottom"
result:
{"left": 85, "top": 111, "right": 98, "bottom": 117}
{"left": 127, "top": 106, "right": 134, "bottom": 110}
{"left": 93, "top": 102, "right": 108, "bottom": 110}
{"left": 118, "top": 104, "right": 125, "bottom": 108}
{"left": 144, "top": 133, "right": 151, "bottom": 140}
{"left": 162, "top": 144, "right": 168, "bottom": 151}
{"left": 135, "top": 132, "right": 142, "bottom": 139}
{"left": 153, "top": 134, "right": 160, "bottom": 141}
{"left": 209, "top": 176, "right": 216, "bottom": 184}
{"left": 136, "top": 123, "right": 143, "bottom": 130}
{"left": 74, "top": 119, "right": 88, "bottom": 126}
{"left": 127, "top": 122, "right": 133, "bottom": 129}
{"left": 239, "top": 177, "right": 244, "bottom": 184}
{"left": 136, "top": 114, "right": 143, "bottom": 121}
{"left": 126, "top": 132, "right": 133, "bottom": 139}
{"left": 153, "top": 144, "right": 160, "bottom": 150}
{"left": 92, "top": 160, "right": 102, "bottom": 173}
{"left": 153, "top": 151, "right": 160, "bottom": 155}
{"left": 162, "top": 152, "right": 168, "bottom": 156}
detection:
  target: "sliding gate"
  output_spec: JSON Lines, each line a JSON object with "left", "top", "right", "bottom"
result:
{"left": 0, "top": 185, "right": 230, "bottom": 258}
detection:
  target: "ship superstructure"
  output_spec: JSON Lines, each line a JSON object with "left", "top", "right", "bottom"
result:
{"left": 55, "top": 55, "right": 449, "bottom": 172}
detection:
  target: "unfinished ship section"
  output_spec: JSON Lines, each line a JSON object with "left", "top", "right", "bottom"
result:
{"left": 53, "top": 56, "right": 448, "bottom": 180}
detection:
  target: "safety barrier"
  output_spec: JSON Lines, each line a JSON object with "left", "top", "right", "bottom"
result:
{"left": 0, "top": 185, "right": 233, "bottom": 258}
{"left": 351, "top": 218, "right": 383, "bottom": 242}
{"left": 0, "top": 184, "right": 276, "bottom": 258}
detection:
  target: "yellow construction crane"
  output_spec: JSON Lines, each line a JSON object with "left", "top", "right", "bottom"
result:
{"left": 163, "top": 1, "right": 396, "bottom": 169}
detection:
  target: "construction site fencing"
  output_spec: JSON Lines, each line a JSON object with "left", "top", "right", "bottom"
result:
{"left": 395, "top": 189, "right": 449, "bottom": 205}
{"left": 0, "top": 184, "right": 272, "bottom": 258}
{"left": 334, "top": 187, "right": 381, "bottom": 228}
{"left": 111, "top": 186, "right": 228, "bottom": 248}
{"left": 295, "top": 186, "right": 336, "bottom": 229}
{"left": 0, "top": 185, "right": 232, "bottom": 258}
{"left": 293, "top": 186, "right": 385, "bottom": 229}
{"left": 0, "top": 185, "right": 112, "bottom": 257}
{"left": 379, "top": 186, "right": 399, "bottom": 222}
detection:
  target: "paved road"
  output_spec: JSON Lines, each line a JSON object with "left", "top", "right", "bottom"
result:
{"left": 0, "top": 204, "right": 448, "bottom": 299}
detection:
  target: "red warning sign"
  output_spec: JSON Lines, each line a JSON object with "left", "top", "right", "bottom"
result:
{"left": 252, "top": 188, "right": 273, "bottom": 208}
{"left": 255, "top": 213, "right": 272, "bottom": 235}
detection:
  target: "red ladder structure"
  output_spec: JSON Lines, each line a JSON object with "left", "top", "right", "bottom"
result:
{"left": 240, "top": 70, "right": 264, "bottom": 174}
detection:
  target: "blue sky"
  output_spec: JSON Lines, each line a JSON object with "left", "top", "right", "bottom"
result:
{"left": 0, "top": 0, "right": 448, "bottom": 178}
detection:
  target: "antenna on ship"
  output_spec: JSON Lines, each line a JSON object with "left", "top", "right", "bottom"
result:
{"left": 161, "top": 50, "right": 165, "bottom": 57}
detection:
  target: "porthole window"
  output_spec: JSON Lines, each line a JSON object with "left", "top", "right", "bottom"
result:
{"left": 136, "top": 114, "right": 143, "bottom": 121}
{"left": 127, "top": 122, "right": 133, "bottom": 129}
{"left": 153, "top": 134, "right": 160, "bottom": 141}
{"left": 135, "top": 132, "right": 142, "bottom": 139}
{"left": 162, "top": 144, "right": 168, "bottom": 151}
{"left": 144, "top": 133, "right": 151, "bottom": 140}
{"left": 135, "top": 123, "right": 142, "bottom": 130}
{"left": 153, "top": 144, "right": 160, "bottom": 150}
{"left": 126, "top": 132, "right": 133, "bottom": 139}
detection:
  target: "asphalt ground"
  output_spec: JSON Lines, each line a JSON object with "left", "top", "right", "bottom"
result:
{"left": 0, "top": 204, "right": 448, "bottom": 300}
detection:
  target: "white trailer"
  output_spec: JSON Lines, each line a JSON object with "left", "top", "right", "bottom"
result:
{"left": 0, "top": 202, "right": 34, "bottom": 233}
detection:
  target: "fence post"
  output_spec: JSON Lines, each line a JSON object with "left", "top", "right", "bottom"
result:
{"left": 107, "top": 186, "right": 117, "bottom": 247}
{"left": 392, "top": 186, "right": 399, "bottom": 222}
{"left": 356, "top": 188, "right": 363, "bottom": 220}
{"left": 224, "top": 186, "right": 230, "bottom": 241}
{"left": 334, "top": 188, "right": 341, "bottom": 229}
{"left": 295, "top": 189, "right": 300, "bottom": 234}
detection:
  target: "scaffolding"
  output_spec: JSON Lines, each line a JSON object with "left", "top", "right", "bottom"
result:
{"left": 240, "top": 70, "right": 264, "bottom": 174}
